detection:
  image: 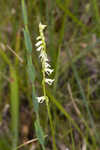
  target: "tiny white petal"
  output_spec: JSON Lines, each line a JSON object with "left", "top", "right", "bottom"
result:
{"left": 45, "top": 62, "right": 51, "bottom": 68}
{"left": 45, "top": 68, "right": 54, "bottom": 75}
{"left": 39, "top": 51, "right": 48, "bottom": 62}
{"left": 45, "top": 78, "right": 55, "bottom": 85}
{"left": 65, "top": 148, "right": 69, "bottom": 150}
{"left": 36, "top": 96, "right": 45, "bottom": 103}
{"left": 39, "top": 50, "right": 46, "bottom": 58}
{"left": 39, "top": 22, "right": 47, "bottom": 30}
{"left": 36, "top": 45, "right": 43, "bottom": 51}
{"left": 43, "top": 57, "right": 49, "bottom": 62}
{"left": 35, "top": 41, "right": 42, "bottom": 47}
{"left": 36, "top": 36, "right": 41, "bottom": 40}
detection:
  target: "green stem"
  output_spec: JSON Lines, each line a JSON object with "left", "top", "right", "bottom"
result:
{"left": 46, "top": 100, "right": 57, "bottom": 150}
{"left": 42, "top": 65, "right": 57, "bottom": 150}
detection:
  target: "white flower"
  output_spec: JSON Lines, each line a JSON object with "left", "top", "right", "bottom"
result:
{"left": 45, "top": 78, "right": 55, "bottom": 85}
{"left": 35, "top": 41, "right": 42, "bottom": 47}
{"left": 45, "top": 62, "right": 51, "bottom": 68}
{"left": 45, "top": 68, "right": 54, "bottom": 75}
{"left": 36, "top": 36, "right": 41, "bottom": 40}
{"left": 39, "top": 22, "right": 47, "bottom": 31}
{"left": 65, "top": 148, "right": 69, "bottom": 150}
{"left": 36, "top": 96, "right": 45, "bottom": 103}
{"left": 36, "top": 45, "right": 43, "bottom": 51}
{"left": 39, "top": 50, "right": 48, "bottom": 62}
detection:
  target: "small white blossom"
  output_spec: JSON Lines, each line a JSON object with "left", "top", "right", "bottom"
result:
{"left": 36, "top": 36, "right": 41, "bottom": 40}
{"left": 45, "top": 78, "right": 55, "bottom": 85}
{"left": 36, "top": 45, "right": 43, "bottom": 51}
{"left": 45, "top": 62, "right": 51, "bottom": 68}
{"left": 45, "top": 68, "right": 54, "bottom": 75}
{"left": 35, "top": 41, "right": 42, "bottom": 47}
{"left": 36, "top": 96, "right": 45, "bottom": 103}
{"left": 39, "top": 22, "right": 47, "bottom": 31}
{"left": 39, "top": 50, "right": 48, "bottom": 62}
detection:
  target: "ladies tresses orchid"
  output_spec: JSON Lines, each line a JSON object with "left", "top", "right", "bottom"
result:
{"left": 35, "top": 22, "right": 55, "bottom": 103}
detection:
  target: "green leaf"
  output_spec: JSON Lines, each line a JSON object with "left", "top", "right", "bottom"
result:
{"left": 21, "top": 0, "right": 28, "bottom": 25}
{"left": 27, "top": 56, "right": 35, "bottom": 83}
{"left": 23, "top": 29, "right": 32, "bottom": 53}
{"left": 32, "top": 88, "right": 39, "bottom": 113}
{"left": 10, "top": 67, "right": 19, "bottom": 150}
{"left": 35, "top": 120, "right": 45, "bottom": 149}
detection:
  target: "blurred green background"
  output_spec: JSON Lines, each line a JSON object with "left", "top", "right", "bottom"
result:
{"left": 0, "top": 0, "right": 100, "bottom": 149}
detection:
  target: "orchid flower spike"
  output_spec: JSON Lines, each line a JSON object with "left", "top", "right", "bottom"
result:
{"left": 35, "top": 22, "right": 55, "bottom": 103}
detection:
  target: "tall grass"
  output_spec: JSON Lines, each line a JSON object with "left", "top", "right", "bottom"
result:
{"left": 0, "top": 47, "right": 19, "bottom": 150}
{"left": 0, "top": 0, "right": 100, "bottom": 149}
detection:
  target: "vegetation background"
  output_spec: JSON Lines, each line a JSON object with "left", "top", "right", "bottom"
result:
{"left": 0, "top": 0, "right": 100, "bottom": 149}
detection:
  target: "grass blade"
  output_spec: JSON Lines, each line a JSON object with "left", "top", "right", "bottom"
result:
{"left": 10, "top": 67, "right": 19, "bottom": 150}
{"left": 21, "top": 0, "right": 28, "bottom": 26}
{"left": 65, "top": 44, "right": 99, "bottom": 144}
